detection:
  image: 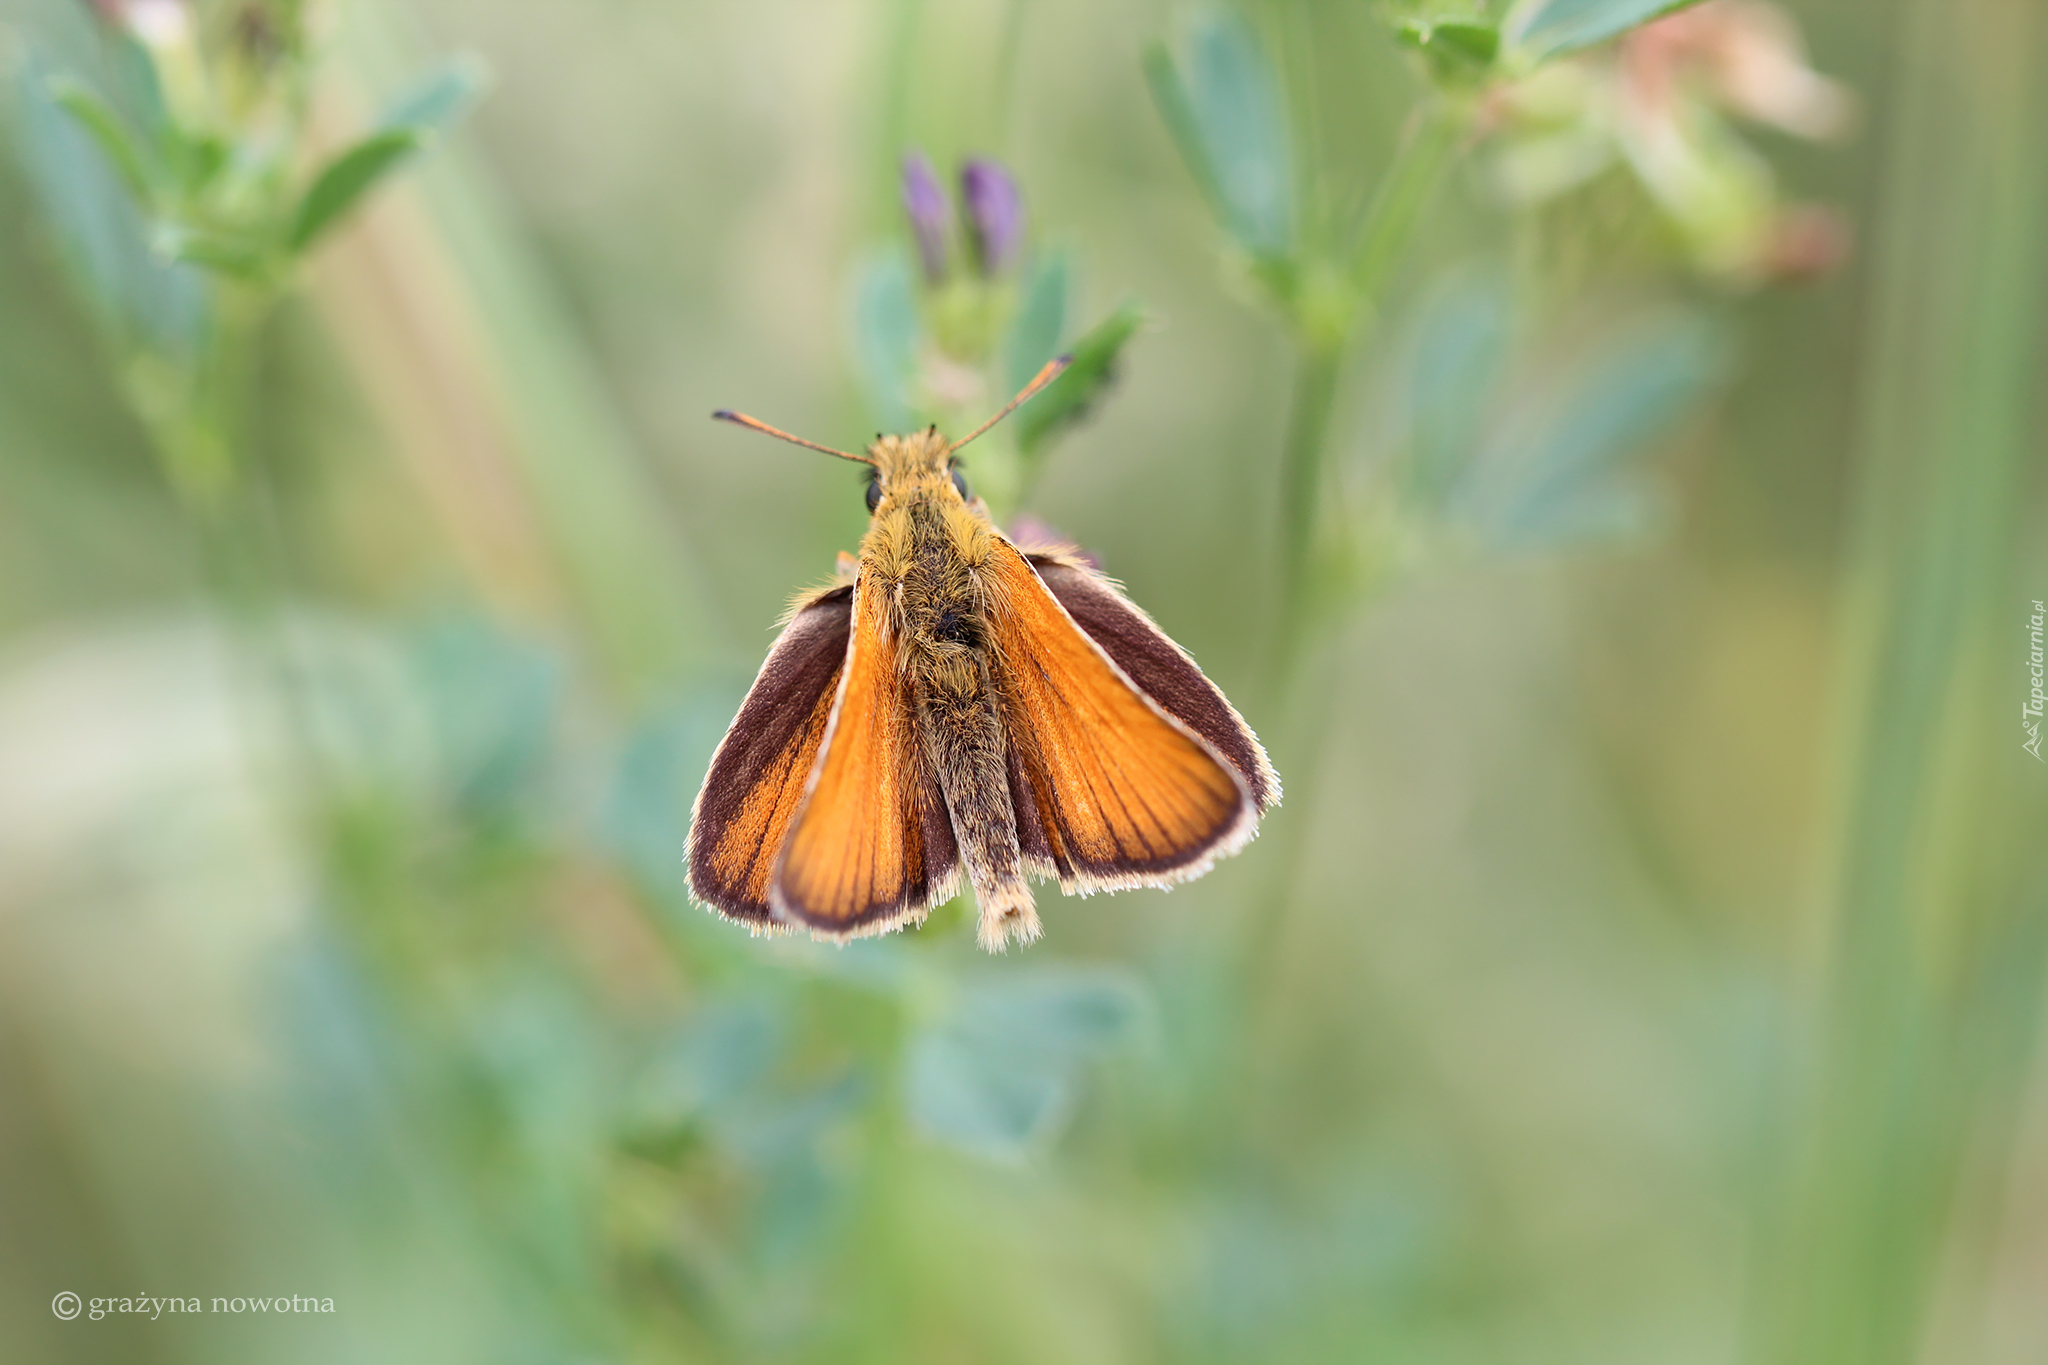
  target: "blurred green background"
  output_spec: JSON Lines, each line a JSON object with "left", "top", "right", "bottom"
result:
{"left": 1, "top": 0, "right": 2044, "bottom": 1361}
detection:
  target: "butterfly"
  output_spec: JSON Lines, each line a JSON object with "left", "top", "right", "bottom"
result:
{"left": 687, "top": 358, "right": 1279, "bottom": 950}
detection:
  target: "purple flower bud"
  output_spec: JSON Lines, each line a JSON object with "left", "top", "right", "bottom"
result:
{"left": 961, "top": 158, "right": 1025, "bottom": 277}
{"left": 900, "top": 152, "right": 951, "bottom": 284}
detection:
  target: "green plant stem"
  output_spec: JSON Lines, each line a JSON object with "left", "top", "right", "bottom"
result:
{"left": 1272, "top": 101, "right": 1459, "bottom": 676}
{"left": 1231, "top": 97, "right": 1465, "bottom": 1166}
{"left": 1223, "top": 93, "right": 1470, "bottom": 1182}
{"left": 1351, "top": 101, "right": 1461, "bottom": 306}
{"left": 1273, "top": 340, "right": 1341, "bottom": 669}
{"left": 339, "top": 4, "right": 726, "bottom": 704}
{"left": 143, "top": 282, "right": 264, "bottom": 513}
{"left": 141, "top": 280, "right": 339, "bottom": 843}
{"left": 163, "top": 283, "right": 272, "bottom": 582}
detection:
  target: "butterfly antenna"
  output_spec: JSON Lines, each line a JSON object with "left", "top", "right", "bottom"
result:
{"left": 946, "top": 355, "right": 1073, "bottom": 455}
{"left": 712, "top": 410, "right": 874, "bottom": 465}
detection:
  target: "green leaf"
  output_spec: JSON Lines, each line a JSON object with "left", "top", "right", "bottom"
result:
{"left": 907, "top": 1033, "right": 1070, "bottom": 1159}
{"left": 149, "top": 222, "right": 269, "bottom": 280}
{"left": 1430, "top": 22, "right": 1501, "bottom": 64}
{"left": 46, "top": 76, "right": 156, "bottom": 205}
{"left": 15, "top": 52, "right": 205, "bottom": 355}
{"left": 174, "top": 133, "right": 231, "bottom": 198}
{"left": 404, "top": 615, "right": 563, "bottom": 813}
{"left": 1397, "top": 19, "right": 1501, "bottom": 76}
{"left": 714, "top": 1069, "right": 868, "bottom": 1166}
{"left": 1144, "top": 14, "right": 1294, "bottom": 258}
{"left": 1515, "top": 0, "right": 1709, "bottom": 60}
{"left": 104, "top": 30, "right": 173, "bottom": 136}
{"left": 906, "top": 968, "right": 1148, "bottom": 1161}
{"left": 600, "top": 687, "right": 744, "bottom": 916}
{"left": 1453, "top": 311, "right": 1730, "bottom": 551}
{"left": 625, "top": 997, "right": 785, "bottom": 1138}
{"left": 379, "top": 52, "right": 491, "bottom": 134}
{"left": 1402, "top": 268, "right": 1512, "bottom": 508}
{"left": 1004, "top": 250, "right": 1069, "bottom": 399}
{"left": 275, "top": 57, "right": 484, "bottom": 259}
{"left": 287, "top": 127, "right": 425, "bottom": 253}
{"left": 1144, "top": 43, "right": 1232, "bottom": 240}
{"left": 1016, "top": 301, "right": 1144, "bottom": 456}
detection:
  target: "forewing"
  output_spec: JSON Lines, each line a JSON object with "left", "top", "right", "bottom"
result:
{"left": 772, "top": 578, "right": 959, "bottom": 935}
{"left": 1026, "top": 553, "right": 1278, "bottom": 810}
{"left": 688, "top": 586, "right": 854, "bottom": 925}
{"left": 985, "top": 538, "right": 1255, "bottom": 892}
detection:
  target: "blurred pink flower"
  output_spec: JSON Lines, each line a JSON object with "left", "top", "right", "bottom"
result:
{"left": 1758, "top": 202, "right": 1851, "bottom": 284}
{"left": 1620, "top": 0, "right": 1853, "bottom": 142}
{"left": 114, "top": 0, "right": 192, "bottom": 46}
{"left": 1483, "top": 0, "right": 1852, "bottom": 285}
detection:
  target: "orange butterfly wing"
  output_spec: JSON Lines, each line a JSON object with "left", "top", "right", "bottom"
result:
{"left": 983, "top": 538, "right": 1255, "bottom": 891}
{"left": 688, "top": 587, "right": 853, "bottom": 925}
{"left": 1026, "top": 551, "right": 1279, "bottom": 811}
{"left": 772, "top": 577, "right": 959, "bottom": 934}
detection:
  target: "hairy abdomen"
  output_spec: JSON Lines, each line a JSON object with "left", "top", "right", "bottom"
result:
{"left": 916, "top": 651, "right": 1038, "bottom": 950}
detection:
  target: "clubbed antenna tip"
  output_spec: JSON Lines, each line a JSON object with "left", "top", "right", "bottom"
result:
{"left": 712, "top": 409, "right": 874, "bottom": 465}
{"left": 947, "top": 354, "right": 1074, "bottom": 454}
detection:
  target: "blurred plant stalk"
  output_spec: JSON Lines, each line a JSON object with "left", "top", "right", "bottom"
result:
{"left": 1143, "top": 0, "right": 1871, "bottom": 1195}
{"left": 302, "top": 171, "right": 567, "bottom": 621}
{"left": 13, "top": 0, "right": 473, "bottom": 822}
{"left": 320, "top": 1, "right": 724, "bottom": 700}
{"left": 1272, "top": 101, "right": 1464, "bottom": 668}
{"left": 1147, "top": 13, "right": 1471, "bottom": 672}
{"left": 1750, "top": 0, "right": 2048, "bottom": 1359}
{"left": 1151, "top": 2, "right": 1848, "bottom": 684}
{"left": 1141, "top": 8, "right": 1527, "bottom": 1056}
{"left": 43, "top": 0, "right": 303, "bottom": 514}
{"left": 27, "top": 0, "right": 721, "bottom": 704}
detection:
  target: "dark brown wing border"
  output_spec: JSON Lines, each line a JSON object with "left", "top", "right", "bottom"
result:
{"left": 686, "top": 586, "right": 854, "bottom": 926}
{"left": 1025, "top": 553, "right": 1279, "bottom": 810}
{"left": 769, "top": 576, "right": 961, "bottom": 937}
{"left": 986, "top": 540, "right": 1262, "bottom": 896}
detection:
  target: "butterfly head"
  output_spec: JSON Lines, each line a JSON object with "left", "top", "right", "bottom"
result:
{"left": 711, "top": 354, "right": 1069, "bottom": 519}
{"left": 865, "top": 429, "right": 970, "bottom": 515}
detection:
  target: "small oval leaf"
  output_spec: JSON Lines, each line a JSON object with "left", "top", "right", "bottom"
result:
{"left": 1144, "top": 15, "right": 1295, "bottom": 258}
{"left": 1515, "top": 0, "right": 1709, "bottom": 60}
{"left": 288, "top": 127, "right": 425, "bottom": 253}
{"left": 47, "top": 76, "right": 156, "bottom": 205}
{"left": 1454, "top": 311, "right": 1730, "bottom": 551}
{"left": 906, "top": 967, "right": 1149, "bottom": 1161}
{"left": 1017, "top": 301, "right": 1145, "bottom": 456}
{"left": 379, "top": 53, "right": 491, "bottom": 134}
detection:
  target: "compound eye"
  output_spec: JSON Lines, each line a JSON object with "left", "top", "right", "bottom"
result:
{"left": 950, "top": 467, "right": 970, "bottom": 500}
{"left": 865, "top": 479, "right": 882, "bottom": 513}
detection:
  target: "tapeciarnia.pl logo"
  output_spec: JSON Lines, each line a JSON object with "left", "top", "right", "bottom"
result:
{"left": 2025, "top": 599, "right": 2045, "bottom": 761}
